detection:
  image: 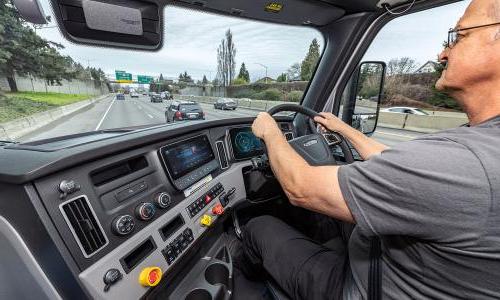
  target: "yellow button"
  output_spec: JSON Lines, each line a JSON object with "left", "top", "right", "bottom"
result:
{"left": 138, "top": 267, "right": 162, "bottom": 287}
{"left": 200, "top": 214, "right": 212, "bottom": 227}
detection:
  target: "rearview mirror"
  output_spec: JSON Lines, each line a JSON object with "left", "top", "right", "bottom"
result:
{"left": 342, "top": 61, "right": 386, "bottom": 135}
{"left": 49, "top": 0, "right": 163, "bottom": 50}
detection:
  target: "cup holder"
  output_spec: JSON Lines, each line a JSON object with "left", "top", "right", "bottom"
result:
{"left": 205, "top": 263, "right": 230, "bottom": 286}
{"left": 185, "top": 289, "right": 212, "bottom": 300}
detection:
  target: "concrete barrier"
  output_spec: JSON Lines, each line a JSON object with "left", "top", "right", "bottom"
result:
{"left": 404, "top": 114, "right": 468, "bottom": 132}
{"left": 0, "top": 94, "right": 110, "bottom": 140}
{"left": 176, "top": 95, "right": 469, "bottom": 133}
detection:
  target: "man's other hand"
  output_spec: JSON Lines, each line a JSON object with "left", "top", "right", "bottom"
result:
{"left": 252, "top": 112, "right": 281, "bottom": 140}
{"left": 313, "top": 112, "right": 349, "bottom": 134}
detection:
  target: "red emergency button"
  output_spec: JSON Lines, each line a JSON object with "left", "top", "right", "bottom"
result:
{"left": 212, "top": 203, "right": 224, "bottom": 215}
{"left": 138, "top": 267, "right": 162, "bottom": 287}
{"left": 205, "top": 194, "right": 212, "bottom": 204}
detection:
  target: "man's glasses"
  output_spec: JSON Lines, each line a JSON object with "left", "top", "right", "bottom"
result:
{"left": 447, "top": 21, "right": 500, "bottom": 48}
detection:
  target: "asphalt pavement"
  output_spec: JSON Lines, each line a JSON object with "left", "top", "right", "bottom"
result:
{"left": 21, "top": 94, "right": 423, "bottom": 146}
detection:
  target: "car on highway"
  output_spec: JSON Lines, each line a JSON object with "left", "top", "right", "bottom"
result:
{"left": 150, "top": 93, "right": 163, "bottom": 103}
{"left": 165, "top": 101, "right": 205, "bottom": 123}
{"left": 381, "top": 107, "right": 429, "bottom": 115}
{"left": 214, "top": 98, "right": 237, "bottom": 110}
{"left": 115, "top": 93, "right": 125, "bottom": 100}
{"left": 130, "top": 92, "right": 140, "bottom": 98}
{"left": 161, "top": 91, "right": 173, "bottom": 100}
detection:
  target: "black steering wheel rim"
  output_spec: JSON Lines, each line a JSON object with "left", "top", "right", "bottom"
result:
{"left": 267, "top": 103, "right": 355, "bottom": 164}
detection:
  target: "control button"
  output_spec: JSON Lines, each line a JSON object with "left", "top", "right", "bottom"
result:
{"left": 205, "top": 194, "right": 212, "bottom": 204}
{"left": 58, "top": 180, "right": 81, "bottom": 199}
{"left": 135, "top": 202, "right": 156, "bottom": 221}
{"left": 112, "top": 215, "right": 135, "bottom": 236}
{"left": 200, "top": 214, "right": 212, "bottom": 227}
{"left": 155, "top": 192, "right": 171, "bottom": 209}
{"left": 183, "top": 228, "right": 194, "bottom": 242}
{"left": 162, "top": 246, "right": 176, "bottom": 265}
{"left": 103, "top": 268, "right": 122, "bottom": 292}
{"left": 138, "top": 267, "right": 162, "bottom": 287}
{"left": 212, "top": 203, "right": 224, "bottom": 216}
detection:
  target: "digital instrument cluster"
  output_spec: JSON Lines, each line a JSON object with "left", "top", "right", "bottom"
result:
{"left": 229, "top": 127, "right": 264, "bottom": 160}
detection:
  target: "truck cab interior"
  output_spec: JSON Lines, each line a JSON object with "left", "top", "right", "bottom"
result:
{"left": 0, "top": 0, "right": 461, "bottom": 299}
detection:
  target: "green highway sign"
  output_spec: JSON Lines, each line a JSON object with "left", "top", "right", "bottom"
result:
{"left": 137, "top": 75, "right": 153, "bottom": 84}
{"left": 115, "top": 71, "right": 132, "bottom": 83}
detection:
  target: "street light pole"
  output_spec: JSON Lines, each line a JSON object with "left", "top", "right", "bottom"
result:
{"left": 254, "top": 63, "right": 268, "bottom": 83}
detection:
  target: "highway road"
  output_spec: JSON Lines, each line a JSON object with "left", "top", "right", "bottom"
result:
{"left": 21, "top": 94, "right": 424, "bottom": 147}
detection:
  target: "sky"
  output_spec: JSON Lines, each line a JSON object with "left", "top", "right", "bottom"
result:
{"left": 36, "top": 0, "right": 471, "bottom": 82}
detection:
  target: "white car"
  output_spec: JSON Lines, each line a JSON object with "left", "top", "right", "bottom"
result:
{"left": 381, "top": 107, "right": 429, "bottom": 115}
{"left": 130, "top": 92, "right": 139, "bottom": 98}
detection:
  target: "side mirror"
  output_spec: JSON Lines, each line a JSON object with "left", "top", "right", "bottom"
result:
{"left": 342, "top": 61, "right": 386, "bottom": 135}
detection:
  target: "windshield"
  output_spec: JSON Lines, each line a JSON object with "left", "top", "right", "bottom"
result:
{"left": 0, "top": 2, "right": 322, "bottom": 142}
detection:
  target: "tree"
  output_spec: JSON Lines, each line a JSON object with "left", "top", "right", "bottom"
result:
{"left": 216, "top": 29, "right": 237, "bottom": 87}
{"left": 237, "top": 62, "right": 250, "bottom": 83}
{"left": 277, "top": 73, "right": 287, "bottom": 82}
{"left": 300, "top": 38, "right": 320, "bottom": 81}
{"left": 386, "top": 57, "right": 417, "bottom": 76}
{"left": 179, "top": 71, "right": 193, "bottom": 83}
{"left": 159, "top": 73, "right": 164, "bottom": 81}
{"left": 287, "top": 63, "right": 301, "bottom": 81}
{"left": 202, "top": 75, "right": 209, "bottom": 85}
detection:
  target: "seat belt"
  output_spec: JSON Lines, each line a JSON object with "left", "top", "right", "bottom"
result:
{"left": 368, "top": 237, "right": 382, "bottom": 300}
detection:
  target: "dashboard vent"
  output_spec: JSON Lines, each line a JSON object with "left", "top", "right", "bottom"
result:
{"left": 215, "top": 141, "right": 229, "bottom": 170}
{"left": 60, "top": 196, "right": 108, "bottom": 258}
{"left": 284, "top": 132, "right": 294, "bottom": 141}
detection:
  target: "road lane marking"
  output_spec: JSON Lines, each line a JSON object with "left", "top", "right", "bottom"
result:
{"left": 95, "top": 97, "right": 115, "bottom": 130}
{"left": 138, "top": 105, "right": 142, "bottom": 109}
{"left": 147, "top": 113, "right": 154, "bottom": 119}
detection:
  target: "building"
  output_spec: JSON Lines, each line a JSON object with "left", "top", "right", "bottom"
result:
{"left": 414, "top": 61, "right": 439, "bottom": 74}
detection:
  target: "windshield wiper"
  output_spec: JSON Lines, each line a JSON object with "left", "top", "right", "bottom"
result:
{"left": 0, "top": 140, "right": 18, "bottom": 146}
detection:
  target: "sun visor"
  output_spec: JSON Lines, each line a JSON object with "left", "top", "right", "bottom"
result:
{"left": 49, "top": 0, "right": 162, "bottom": 50}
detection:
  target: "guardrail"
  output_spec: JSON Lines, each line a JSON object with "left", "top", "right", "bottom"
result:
{"left": 178, "top": 95, "right": 469, "bottom": 133}
{"left": 0, "top": 94, "right": 110, "bottom": 140}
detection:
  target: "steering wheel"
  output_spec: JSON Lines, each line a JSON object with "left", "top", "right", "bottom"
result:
{"left": 266, "top": 104, "right": 355, "bottom": 165}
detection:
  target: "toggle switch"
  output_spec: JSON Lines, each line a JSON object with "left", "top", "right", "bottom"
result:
{"left": 200, "top": 214, "right": 212, "bottom": 227}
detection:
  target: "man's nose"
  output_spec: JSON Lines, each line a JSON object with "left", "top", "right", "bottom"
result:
{"left": 438, "top": 47, "right": 449, "bottom": 63}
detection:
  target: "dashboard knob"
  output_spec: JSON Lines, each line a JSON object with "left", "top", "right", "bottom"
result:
{"left": 112, "top": 215, "right": 135, "bottom": 236}
{"left": 155, "top": 192, "right": 171, "bottom": 209}
{"left": 135, "top": 202, "right": 156, "bottom": 221}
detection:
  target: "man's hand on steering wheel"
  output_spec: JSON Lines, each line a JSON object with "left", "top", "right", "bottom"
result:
{"left": 252, "top": 112, "right": 282, "bottom": 140}
{"left": 313, "top": 112, "right": 350, "bottom": 134}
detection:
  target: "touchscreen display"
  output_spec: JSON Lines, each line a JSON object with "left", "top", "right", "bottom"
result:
{"left": 229, "top": 127, "right": 264, "bottom": 160}
{"left": 160, "top": 135, "right": 215, "bottom": 180}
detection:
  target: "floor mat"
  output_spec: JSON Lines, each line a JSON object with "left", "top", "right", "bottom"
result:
{"left": 232, "top": 267, "right": 274, "bottom": 300}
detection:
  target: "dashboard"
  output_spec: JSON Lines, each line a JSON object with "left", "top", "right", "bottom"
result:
{"left": 0, "top": 118, "right": 295, "bottom": 299}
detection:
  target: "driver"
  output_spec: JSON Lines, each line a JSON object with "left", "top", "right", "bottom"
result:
{"left": 238, "top": 0, "right": 500, "bottom": 299}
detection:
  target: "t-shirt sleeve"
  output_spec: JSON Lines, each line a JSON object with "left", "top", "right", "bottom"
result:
{"left": 338, "top": 136, "right": 491, "bottom": 241}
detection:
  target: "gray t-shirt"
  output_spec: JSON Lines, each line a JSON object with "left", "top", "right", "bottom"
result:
{"left": 338, "top": 116, "right": 500, "bottom": 299}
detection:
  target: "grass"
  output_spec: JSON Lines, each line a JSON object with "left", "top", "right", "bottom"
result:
{"left": 0, "top": 91, "right": 93, "bottom": 123}
{"left": 5, "top": 91, "right": 92, "bottom": 106}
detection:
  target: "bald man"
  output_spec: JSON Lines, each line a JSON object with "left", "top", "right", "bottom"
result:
{"left": 238, "top": 0, "right": 500, "bottom": 299}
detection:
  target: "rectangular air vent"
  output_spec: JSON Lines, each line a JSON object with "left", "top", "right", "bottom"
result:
{"left": 284, "top": 132, "right": 294, "bottom": 141}
{"left": 215, "top": 141, "right": 229, "bottom": 170}
{"left": 60, "top": 196, "right": 108, "bottom": 258}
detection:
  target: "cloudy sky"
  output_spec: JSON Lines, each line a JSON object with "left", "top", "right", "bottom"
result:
{"left": 36, "top": 0, "right": 470, "bottom": 82}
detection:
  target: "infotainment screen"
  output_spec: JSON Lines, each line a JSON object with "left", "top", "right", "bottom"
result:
{"left": 160, "top": 135, "right": 215, "bottom": 180}
{"left": 229, "top": 127, "right": 264, "bottom": 160}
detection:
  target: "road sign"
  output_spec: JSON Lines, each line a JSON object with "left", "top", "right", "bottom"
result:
{"left": 115, "top": 71, "right": 132, "bottom": 83}
{"left": 137, "top": 75, "right": 153, "bottom": 84}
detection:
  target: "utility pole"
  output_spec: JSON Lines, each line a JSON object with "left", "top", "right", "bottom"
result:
{"left": 254, "top": 63, "right": 269, "bottom": 83}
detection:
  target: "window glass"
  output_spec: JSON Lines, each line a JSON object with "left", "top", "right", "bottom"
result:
{"left": 339, "top": 1, "right": 471, "bottom": 147}
{"left": 0, "top": 2, "right": 322, "bottom": 142}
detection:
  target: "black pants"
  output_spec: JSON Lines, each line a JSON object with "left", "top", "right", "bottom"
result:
{"left": 242, "top": 214, "right": 351, "bottom": 300}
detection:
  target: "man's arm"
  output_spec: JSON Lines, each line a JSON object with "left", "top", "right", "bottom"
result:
{"left": 314, "top": 112, "right": 388, "bottom": 160}
{"left": 252, "top": 113, "right": 355, "bottom": 223}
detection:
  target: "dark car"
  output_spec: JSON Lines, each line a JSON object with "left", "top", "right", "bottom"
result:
{"left": 165, "top": 101, "right": 205, "bottom": 123}
{"left": 214, "top": 98, "right": 237, "bottom": 110}
{"left": 150, "top": 93, "right": 163, "bottom": 103}
{"left": 116, "top": 93, "right": 125, "bottom": 100}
